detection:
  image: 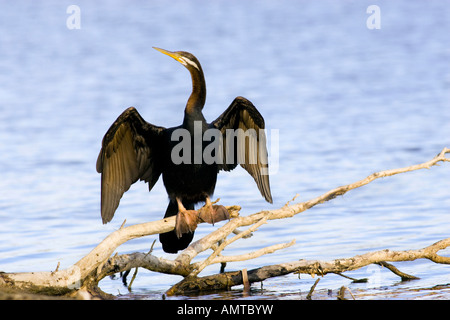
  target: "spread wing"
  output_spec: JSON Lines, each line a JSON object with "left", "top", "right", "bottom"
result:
{"left": 96, "top": 107, "right": 165, "bottom": 223}
{"left": 211, "top": 96, "right": 273, "bottom": 203}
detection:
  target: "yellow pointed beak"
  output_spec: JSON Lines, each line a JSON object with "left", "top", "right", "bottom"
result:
{"left": 153, "top": 47, "right": 184, "bottom": 64}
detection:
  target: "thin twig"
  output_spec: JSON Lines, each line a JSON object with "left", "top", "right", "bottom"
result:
{"left": 242, "top": 268, "right": 250, "bottom": 294}
{"left": 334, "top": 272, "right": 368, "bottom": 283}
{"left": 306, "top": 278, "right": 320, "bottom": 300}
{"left": 338, "top": 286, "right": 355, "bottom": 300}
{"left": 376, "top": 261, "right": 419, "bottom": 281}
{"left": 144, "top": 239, "right": 157, "bottom": 258}
{"left": 127, "top": 268, "right": 139, "bottom": 291}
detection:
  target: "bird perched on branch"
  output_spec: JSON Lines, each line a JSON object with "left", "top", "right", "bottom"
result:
{"left": 96, "top": 47, "right": 272, "bottom": 253}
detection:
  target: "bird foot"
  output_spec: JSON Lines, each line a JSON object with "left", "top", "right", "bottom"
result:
{"left": 174, "top": 198, "right": 231, "bottom": 239}
{"left": 198, "top": 204, "right": 230, "bottom": 225}
{"left": 175, "top": 209, "right": 198, "bottom": 239}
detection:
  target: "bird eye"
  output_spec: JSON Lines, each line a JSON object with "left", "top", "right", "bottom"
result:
{"left": 179, "top": 57, "right": 188, "bottom": 66}
{"left": 180, "top": 57, "right": 200, "bottom": 70}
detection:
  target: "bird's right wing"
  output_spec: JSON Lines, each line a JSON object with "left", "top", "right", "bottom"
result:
{"left": 211, "top": 96, "right": 273, "bottom": 203}
{"left": 96, "top": 107, "right": 165, "bottom": 223}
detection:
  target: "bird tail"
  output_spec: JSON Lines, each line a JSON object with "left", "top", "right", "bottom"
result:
{"left": 159, "top": 199, "right": 195, "bottom": 253}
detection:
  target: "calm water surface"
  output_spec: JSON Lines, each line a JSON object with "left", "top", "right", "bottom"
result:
{"left": 0, "top": 1, "right": 449, "bottom": 299}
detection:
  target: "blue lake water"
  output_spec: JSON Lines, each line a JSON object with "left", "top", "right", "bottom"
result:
{"left": 0, "top": 1, "right": 449, "bottom": 299}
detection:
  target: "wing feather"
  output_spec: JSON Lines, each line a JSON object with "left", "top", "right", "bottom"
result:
{"left": 211, "top": 97, "right": 273, "bottom": 203}
{"left": 96, "top": 107, "right": 165, "bottom": 223}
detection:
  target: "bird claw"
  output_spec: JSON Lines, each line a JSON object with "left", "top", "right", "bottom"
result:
{"left": 198, "top": 204, "right": 230, "bottom": 225}
{"left": 175, "top": 210, "right": 198, "bottom": 238}
{"left": 175, "top": 201, "right": 230, "bottom": 239}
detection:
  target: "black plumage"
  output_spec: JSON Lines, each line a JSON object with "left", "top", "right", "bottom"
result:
{"left": 96, "top": 48, "right": 272, "bottom": 253}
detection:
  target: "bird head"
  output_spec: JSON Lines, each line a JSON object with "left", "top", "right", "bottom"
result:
{"left": 153, "top": 47, "right": 202, "bottom": 73}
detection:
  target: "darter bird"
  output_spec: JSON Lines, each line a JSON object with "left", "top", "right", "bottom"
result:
{"left": 96, "top": 48, "right": 272, "bottom": 253}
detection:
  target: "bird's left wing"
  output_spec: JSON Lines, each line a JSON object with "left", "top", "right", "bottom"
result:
{"left": 211, "top": 96, "right": 273, "bottom": 203}
{"left": 96, "top": 107, "right": 165, "bottom": 223}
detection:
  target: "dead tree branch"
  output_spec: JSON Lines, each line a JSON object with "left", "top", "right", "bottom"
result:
{"left": 0, "top": 147, "right": 448, "bottom": 298}
{"left": 166, "top": 237, "right": 450, "bottom": 295}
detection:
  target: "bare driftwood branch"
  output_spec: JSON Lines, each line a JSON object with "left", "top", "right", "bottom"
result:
{"left": 166, "top": 237, "right": 450, "bottom": 295}
{"left": 1, "top": 147, "right": 449, "bottom": 298}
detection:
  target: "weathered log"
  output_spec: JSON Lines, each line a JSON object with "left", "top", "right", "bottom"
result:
{"left": 166, "top": 237, "right": 450, "bottom": 295}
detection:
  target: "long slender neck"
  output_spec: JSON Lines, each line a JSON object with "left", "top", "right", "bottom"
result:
{"left": 185, "top": 66, "right": 206, "bottom": 120}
